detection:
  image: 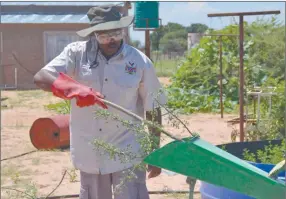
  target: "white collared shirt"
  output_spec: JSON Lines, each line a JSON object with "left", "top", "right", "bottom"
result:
{"left": 42, "top": 38, "right": 167, "bottom": 174}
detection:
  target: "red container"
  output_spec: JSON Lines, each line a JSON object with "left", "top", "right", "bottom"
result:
{"left": 29, "top": 115, "right": 70, "bottom": 150}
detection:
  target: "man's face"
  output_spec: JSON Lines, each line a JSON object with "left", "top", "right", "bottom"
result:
{"left": 94, "top": 28, "right": 123, "bottom": 55}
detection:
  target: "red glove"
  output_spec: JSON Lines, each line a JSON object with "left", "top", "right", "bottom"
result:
{"left": 51, "top": 72, "right": 108, "bottom": 109}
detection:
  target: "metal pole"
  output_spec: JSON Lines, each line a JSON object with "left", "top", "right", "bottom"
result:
{"left": 219, "top": 36, "right": 223, "bottom": 118}
{"left": 284, "top": 2, "right": 286, "bottom": 146}
{"left": 200, "top": 33, "right": 238, "bottom": 119}
{"left": 0, "top": 1, "right": 2, "bottom": 163}
{"left": 207, "top": 10, "right": 280, "bottom": 142}
{"left": 239, "top": 15, "right": 244, "bottom": 142}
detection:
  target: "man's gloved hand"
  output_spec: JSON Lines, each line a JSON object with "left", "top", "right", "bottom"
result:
{"left": 51, "top": 72, "right": 108, "bottom": 109}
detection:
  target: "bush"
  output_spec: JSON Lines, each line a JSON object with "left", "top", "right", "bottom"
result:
{"left": 166, "top": 17, "right": 285, "bottom": 115}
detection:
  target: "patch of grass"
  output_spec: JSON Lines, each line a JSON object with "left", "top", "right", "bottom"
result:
{"left": 3, "top": 90, "right": 54, "bottom": 109}
{"left": 16, "top": 90, "right": 44, "bottom": 98}
{"left": 1, "top": 163, "right": 34, "bottom": 186}
{"left": 44, "top": 100, "right": 70, "bottom": 114}
{"left": 2, "top": 182, "right": 38, "bottom": 199}
{"left": 2, "top": 164, "right": 21, "bottom": 183}
{"left": 66, "top": 167, "right": 78, "bottom": 183}
{"left": 1, "top": 105, "right": 9, "bottom": 109}
{"left": 154, "top": 59, "right": 181, "bottom": 77}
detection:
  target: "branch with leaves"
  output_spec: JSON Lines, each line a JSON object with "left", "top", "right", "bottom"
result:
{"left": 91, "top": 93, "right": 197, "bottom": 194}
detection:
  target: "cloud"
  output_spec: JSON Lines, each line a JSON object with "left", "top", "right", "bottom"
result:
{"left": 157, "top": 2, "right": 218, "bottom": 27}
{"left": 187, "top": 2, "right": 217, "bottom": 14}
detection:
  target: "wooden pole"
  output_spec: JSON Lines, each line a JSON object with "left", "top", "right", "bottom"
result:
{"left": 121, "top": 2, "right": 131, "bottom": 45}
{"left": 145, "top": 19, "right": 151, "bottom": 58}
{"left": 207, "top": 10, "right": 280, "bottom": 142}
{"left": 200, "top": 33, "right": 238, "bottom": 119}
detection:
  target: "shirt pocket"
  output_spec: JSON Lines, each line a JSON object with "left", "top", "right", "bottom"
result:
{"left": 110, "top": 75, "right": 140, "bottom": 108}
{"left": 77, "top": 64, "right": 98, "bottom": 87}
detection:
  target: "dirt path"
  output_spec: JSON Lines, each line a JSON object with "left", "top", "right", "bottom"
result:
{"left": 1, "top": 83, "right": 236, "bottom": 198}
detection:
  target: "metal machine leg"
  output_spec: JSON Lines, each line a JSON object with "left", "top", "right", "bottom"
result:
{"left": 186, "top": 176, "right": 197, "bottom": 199}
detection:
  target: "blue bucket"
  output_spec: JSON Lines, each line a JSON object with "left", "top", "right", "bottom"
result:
{"left": 200, "top": 162, "right": 285, "bottom": 199}
{"left": 200, "top": 140, "right": 285, "bottom": 199}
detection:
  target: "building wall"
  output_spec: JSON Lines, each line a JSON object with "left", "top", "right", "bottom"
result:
{"left": 1, "top": 23, "right": 88, "bottom": 89}
{"left": 187, "top": 33, "right": 203, "bottom": 50}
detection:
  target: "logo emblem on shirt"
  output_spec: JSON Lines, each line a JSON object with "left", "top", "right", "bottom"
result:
{"left": 125, "top": 61, "right": 136, "bottom": 75}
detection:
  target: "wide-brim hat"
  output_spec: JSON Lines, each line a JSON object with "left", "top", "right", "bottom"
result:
{"left": 77, "top": 4, "right": 134, "bottom": 38}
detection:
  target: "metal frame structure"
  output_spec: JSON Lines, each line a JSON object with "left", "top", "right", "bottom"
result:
{"left": 207, "top": 10, "right": 281, "bottom": 142}
{"left": 245, "top": 87, "right": 277, "bottom": 124}
{"left": 199, "top": 33, "right": 239, "bottom": 118}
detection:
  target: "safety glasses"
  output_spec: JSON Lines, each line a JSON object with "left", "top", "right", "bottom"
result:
{"left": 95, "top": 29, "right": 124, "bottom": 44}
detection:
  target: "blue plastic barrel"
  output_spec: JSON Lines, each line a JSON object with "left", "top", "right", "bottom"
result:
{"left": 200, "top": 140, "right": 285, "bottom": 199}
{"left": 200, "top": 162, "right": 285, "bottom": 199}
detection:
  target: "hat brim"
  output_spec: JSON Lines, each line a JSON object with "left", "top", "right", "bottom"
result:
{"left": 77, "top": 15, "right": 134, "bottom": 38}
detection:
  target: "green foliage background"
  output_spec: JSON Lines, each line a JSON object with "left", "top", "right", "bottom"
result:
{"left": 165, "top": 17, "right": 285, "bottom": 140}
{"left": 166, "top": 17, "right": 285, "bottom": 113}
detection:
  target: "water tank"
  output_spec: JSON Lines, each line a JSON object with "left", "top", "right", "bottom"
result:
{"left": 134, "top": 2, "right": 159, "bottom": 29}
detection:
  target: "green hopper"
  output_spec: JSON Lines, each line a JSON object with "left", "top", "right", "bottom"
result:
{"left": 143, "top": 136, "right": 285, "bottom": 199}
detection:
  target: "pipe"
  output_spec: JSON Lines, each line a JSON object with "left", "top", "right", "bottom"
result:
{"left": 239, "top": 15, "right": 244, "bottom": 142}
{"left": 37, "top": 191, "right": 199, "bottom": 199}
{"left": 219, "top": 36, "right": 223, "bottom": 118}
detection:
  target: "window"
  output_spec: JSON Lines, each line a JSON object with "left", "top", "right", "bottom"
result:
{"left": 43, "top": 31, "right": 84, "bottom": 64}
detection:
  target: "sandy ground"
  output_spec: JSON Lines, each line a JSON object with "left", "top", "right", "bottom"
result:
{"left": 1, "top": 78, "right": 237, "bottom": 199}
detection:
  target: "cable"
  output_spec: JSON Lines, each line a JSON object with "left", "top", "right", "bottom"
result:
{"left": 1, "top": 150, "right": 38, "bottom": 161}
{"left": 12, "top": 52, "right": 37, "bottom": 76}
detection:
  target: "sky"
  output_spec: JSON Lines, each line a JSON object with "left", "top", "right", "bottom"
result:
{"left": 2, "top": 1, "right": 285, "bottom": 44}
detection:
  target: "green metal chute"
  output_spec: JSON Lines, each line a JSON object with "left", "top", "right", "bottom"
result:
{"left": 143, "top": 136, "right": 285, "bottom": 199}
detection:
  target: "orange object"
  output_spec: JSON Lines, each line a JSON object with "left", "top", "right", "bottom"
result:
{"left": 29, "top": 115, "right": 70, "bottom": 150}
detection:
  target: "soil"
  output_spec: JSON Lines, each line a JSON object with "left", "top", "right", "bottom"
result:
{"left": 1, "top": 78, "right": 237, "bottom": 199}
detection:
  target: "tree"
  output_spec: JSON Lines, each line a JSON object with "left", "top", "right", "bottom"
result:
{"left": 150, "top": 22, "right": 186, "bottom": 51}
{"left": 129, "top": 40, "right": 142, "bottom": 48}
{"left": 160, "top": 29, "right": 188, "bottom": 54}
{"left": 187, "top": 23, "right": 209, "bottom": 33}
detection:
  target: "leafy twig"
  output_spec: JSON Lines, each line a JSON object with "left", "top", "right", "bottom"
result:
{"left": 1, "top": 187, "right": 35, "bottom": 199}
{"left": 155, "top": 98, "right": 193, "bottom": 136}
{"left": 100, "top": 99, "right": 182, "bottom": 141}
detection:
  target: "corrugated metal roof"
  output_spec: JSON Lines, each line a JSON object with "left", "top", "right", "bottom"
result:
{"left": 1, "top": 2, "right": 121, "bottom": 6}
{"left": 0, "top": 2, "right": 129, "bottom": 24}
{"left": 2, "top": 14, "right": 89, "bottom": 23}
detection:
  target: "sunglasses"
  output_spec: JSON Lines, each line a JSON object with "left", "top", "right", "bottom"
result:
{"left": 94, "top": 29, "right": 124, "bottom": 44}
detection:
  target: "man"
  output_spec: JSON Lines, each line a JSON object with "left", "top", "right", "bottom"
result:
{"left": 33, "top": 4, "right": 167, "bottom": 199}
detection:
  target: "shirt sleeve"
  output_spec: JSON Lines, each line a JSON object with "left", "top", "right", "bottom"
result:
{"left": 42, "top": 43, "right": 76, "bottom": 77}
{"left": 138, "top": 58, "right": 168, "bottom": 111}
